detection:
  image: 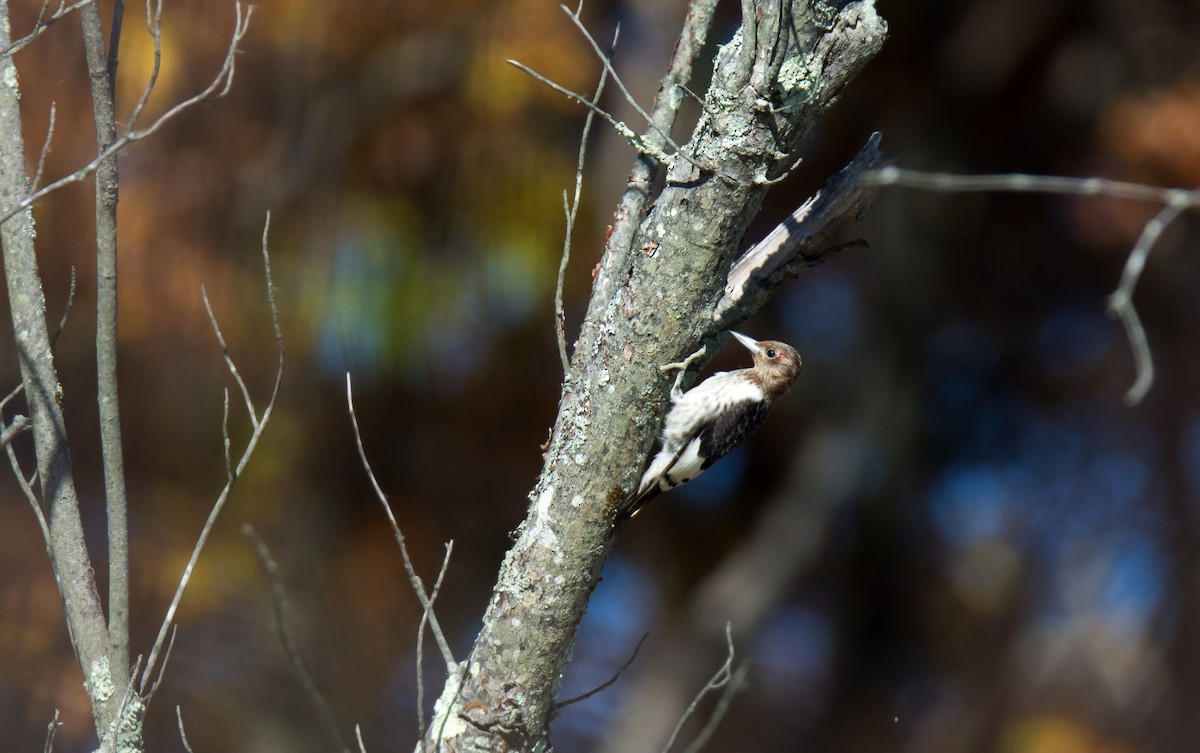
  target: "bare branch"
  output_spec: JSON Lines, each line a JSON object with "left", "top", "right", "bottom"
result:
{"left": 554, "top": 632, "right": 649, "bottom": 710}
{"left": 556, "top": 28, "right": 615, "bottom": 374}
{"left": 680, "top": 664, "right": 748, "bottom": 753}
{"left": 416, "top": 540, "right": 455, "bottom": 744}
{"left": 1, "top": 382, "right": 45, "bottom": 543}
{"left": 5, "top": 442, "right": 45, "bottom": 542}
{"left": 864, "top": 165, "right": 1200, "bottom": 405}
{"left": 0, "top": 413, "right": 30, "bottom": 446}
{"left": 82, "top": 0, "right": 132, "bottom": 685}
{"left": 221, "top": 388, "right": 233, "bottom": 481}
{"left": 558, "top": 5, "right": 702, "bottom": 171}
{"left": 176, "top": 707, "right": 194, "bottom": 753}
{"left": 31, "top": 103, "right": 55, "bottom": 190}
{"left": 427, "top": 3, "right": 886, "bottom": 748}
{"left": 142, "top": 215, "right": 284, "bottom": 689}
{"left": 49, "top": 266, "right": 76, "bottom": 352}
{"left": 42, "top": 708, "right": 61, "bottom": 753}
{"left": 713, "top": 132, "right": 887, "bottom": 327}
{"left": 507, "top": 59, "right": 675, "bottom": 166}
{"left": 0, "top": 382, "right": 21, "bottom": 414}
{"left": 1106, "top": 198, "right": 1186, "bottom": 404}
{"left": 125, "top": 0, "right": 163, "bottom": 133}
{"left": 864, "top": 166, "right": 1194, "bottom": 205}
{"left": 0, "top": 0, "right": 97, "bottom": 57}
{"left": 662, "top": 624, "right": 740, "bottom": 753}
{"left": 144, "top": 628, "right": 176, "bottom": 702}
{"left": 0, "top": 1, "right": 113, "bottom": 721}
{"left": 106, "top": 655, "right": 146, "bottom": 750}
{"left": 244, "top": 524, "right": 350, "bottom": 753}
{"left": 0, "top": 3, "right": 253, "bottom": 224}
{"left": 345, "top": 374, "right": 457, "bottom": 670}
{"left": 203, "top": 286, "right": 258, "bottom": 426}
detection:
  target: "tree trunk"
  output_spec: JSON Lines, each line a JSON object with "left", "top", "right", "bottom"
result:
{"left": 425, "top": 2, "right": 887, "bottom": 750}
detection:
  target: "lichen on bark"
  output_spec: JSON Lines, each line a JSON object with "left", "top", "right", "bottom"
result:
{"left": 424, "top": 2, "right": 887, "bottom": 750}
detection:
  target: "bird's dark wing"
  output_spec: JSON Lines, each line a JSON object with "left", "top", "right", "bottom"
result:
{"left": 697, "top": 399, "right": 768, "bottom": 469}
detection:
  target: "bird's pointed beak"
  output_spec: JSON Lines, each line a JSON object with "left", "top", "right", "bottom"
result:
{"left": 730, "top": 331, "right": 759, "bottom": 353}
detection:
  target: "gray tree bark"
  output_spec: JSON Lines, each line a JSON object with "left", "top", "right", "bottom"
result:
{"left": 0, "top": 4, "right": 249, "bottom": 750}
{"left": 0, "top": 2, "right": 125, "bottom": 745}
{"left": 424, "top": 1, "right": 888, "bottom": 750}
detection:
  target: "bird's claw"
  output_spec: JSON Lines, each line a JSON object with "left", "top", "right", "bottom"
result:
{"left": 662, "top": 344, "right": 708, "bottom": 402}
{"left": 660, "top": 344, "right": 707, "bottom": 373}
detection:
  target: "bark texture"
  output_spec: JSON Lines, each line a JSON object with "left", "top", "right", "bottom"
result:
{"left": 0, "top": 1, "right": 123, "bottom": 743}
{"left": 425, "top": 2, "right": 887, "bottom": 750}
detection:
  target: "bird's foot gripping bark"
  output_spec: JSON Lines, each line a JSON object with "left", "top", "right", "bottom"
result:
{"left": 661, "top": 343, "right": 708, "bottom": 402}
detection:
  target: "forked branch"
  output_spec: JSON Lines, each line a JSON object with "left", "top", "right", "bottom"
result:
{"left": 0, "top": 3, "right": 253, "bottom": 225}
{"left": 345, "top": 375, "right": 457, "bottom": 671}
{"left": 661, "top": 624, "right": 747, "bottom": 753}
{"left": 1, "top": 0, "right": 97, "bottom": 57}
{"left": 141, "top": 215, "right": 284, "bottom": 689}
{"left": 864, "top": 166, "right": 1198, "bottom": 404}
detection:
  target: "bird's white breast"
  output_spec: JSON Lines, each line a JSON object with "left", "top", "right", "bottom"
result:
{"left": 661, "top": 371, "right": 764, "bottom": 447}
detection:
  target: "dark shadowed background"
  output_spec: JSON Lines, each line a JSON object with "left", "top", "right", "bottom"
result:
{"left": 3, "top": 0, "right": 1199, "bottom": 751}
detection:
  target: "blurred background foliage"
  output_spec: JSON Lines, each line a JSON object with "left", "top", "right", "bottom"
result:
{"left": 2, "top": 0, "right": 1200, "bottom": 751}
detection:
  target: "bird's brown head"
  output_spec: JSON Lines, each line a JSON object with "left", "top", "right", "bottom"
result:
{"left": 730, "top": 331, "right": 802, "bottom": 399}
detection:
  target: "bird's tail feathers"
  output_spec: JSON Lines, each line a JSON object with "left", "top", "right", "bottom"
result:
{"left": 615, "top": 483, "right": 660, "bottom": 523}
{"left": 614, "top": 444, "right": 685, "bottom": 523}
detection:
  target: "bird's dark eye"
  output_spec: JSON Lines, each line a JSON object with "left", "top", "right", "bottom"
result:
{"left": 766, "top": 349, "right": 778, "bottom": 359}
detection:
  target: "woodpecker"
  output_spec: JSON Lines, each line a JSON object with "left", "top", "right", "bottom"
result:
{"left": 617, "top": 331, "right": 802, "bottom": 520}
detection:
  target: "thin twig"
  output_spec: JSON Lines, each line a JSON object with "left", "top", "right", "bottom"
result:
{"left": 4, "top": 431, "right": 44, "bottom": 540}
{"left": 0, "top": 413, "right": 30, "bottom": 447}
{"left": 864, "top": 166, "right": 1200, "bottom": 405}
{"left": 345, "top": 374, "right": 456, "bottom": 670}
{"left": 1106, "top": 198, "right": 1186, "bottom": 405}
{"left": 144, "top": 627, "right": 176, "bottom": 702}
{"left": 416, "top": 540, "right": 455, "bottom": 744}
{"left": 863, "top": 166, "right": 1196, "bottom": 205}
{"left": 555, "top": 28, "right": 615, "bottom": 374}
{"left": 680, "top": 663, "right": 748, "bottom": 753}
{"left": 50, "top": 266, "right": 76, "bottom": 352}
{"left": 662, "top": 624, "right": 737, "bottom": 753}
{"left": 203, "top": 286, "right": 258, "bottom": 426}
{"left": 508, "top": 59, "right": 672, "bottom": 165}
{"left": 432, "top": 659, "right": 473, "bottom": 751}
{"left": 0, "top": 3, "right": 253, "bottom": 224}
{"left": 244, "top": 524, "right": 350, "bottom": 753}
{"left": 558, "top": 4, "right": 702, "bottom": 171}
{"left": 221, "top": 388, "right": 233, "bottom": 481}
{"left": 141, "top": 214, "right": 284, "bottom": 689}
{"left": 125, "top": 0, "right": 163, "bottom": 133}
{"left": 757, "top": 152, "right": 805, "bottom": 185}
{"left": 0, "top": 383, "right": 23, "bottom": 414}
{"left": 42, "top": 708, "right": 61, "bottom": 753}
{"left": 108, "top": 655, "right": 145, "bottom": 750}
{"left": 31, "top": 103, "right": 56, "bottom": 190}
{"left": 176, "top": 707, "right": 194, "bottom": 753}
{"left": 676, "top": 84, "right": 714, "bottom": 116}
{"left": 554, "top": 632, "right": 649, "bottom": 710}
{"left": 1, "top": 0, "right": 98, "bottom": 57}
{"left": 1, "top": 382, "right": 46, "bottom": 542}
